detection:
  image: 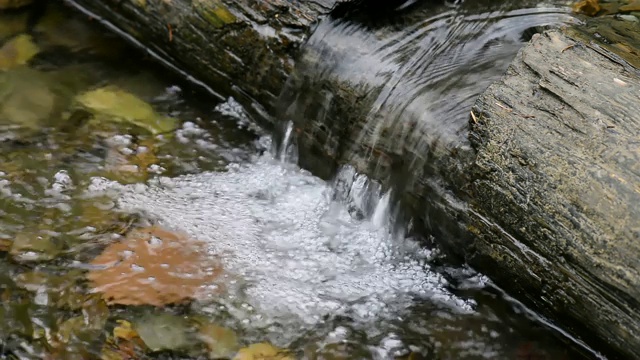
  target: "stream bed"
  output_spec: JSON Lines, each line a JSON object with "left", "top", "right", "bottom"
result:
{"left": 0, "top": 1, "right": 604, "bottom": 359}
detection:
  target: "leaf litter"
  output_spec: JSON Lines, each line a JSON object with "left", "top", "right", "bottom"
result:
{"left": 87, "top": 226, "right": 224, "bottom": 307}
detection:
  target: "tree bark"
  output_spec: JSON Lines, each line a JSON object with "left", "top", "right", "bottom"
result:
{"left": 465, "top": 22, "right": 640, "bottom": 359}
{"left": 63, "top": 0, "right": 342, "bottom": 124}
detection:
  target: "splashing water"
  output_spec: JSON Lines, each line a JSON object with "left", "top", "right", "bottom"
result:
{"left": 278, "top": 1, "right": 576, "bottom": 178}
{"left": 88, "top": 151, "right": 475, "bottom": 338}
{"left": 278, "top": 121, "right": 297, "bottom": 163}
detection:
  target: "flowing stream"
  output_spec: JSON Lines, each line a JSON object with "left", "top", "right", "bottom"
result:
{"left": 0, "top": 0, "right": 604, "bottom": 359}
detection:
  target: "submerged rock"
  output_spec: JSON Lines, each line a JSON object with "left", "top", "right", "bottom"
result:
{"left": 195, "top": 319, "right": 239, "bottom": 359}
{"left": 0, "top": 66, "right": 95, "bottom": 135}
{"left": 10, "top": 230, "right": 64, "bottom": 262}
{"left": 0, "top": 68, "right": 55, "bottom": 131}
{"left": 134, "top": 312, "right": 195, "bottom": 352}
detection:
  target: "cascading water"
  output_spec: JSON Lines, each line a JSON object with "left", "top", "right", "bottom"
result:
{"left": 278, "top": 0, "right": 576, "bottom": 182}
{"left": 0, "top": 1, "right": 608, "bottom": 358}
{"left": 87, "top": 98, "right": 477, "bottom": 344}
{"left": 277, "top": 120, "right": 298, "bottom": 163}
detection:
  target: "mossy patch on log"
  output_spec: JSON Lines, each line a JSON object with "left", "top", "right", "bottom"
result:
{"left": 192, "top": 0, "right": 236, "bottom": 28}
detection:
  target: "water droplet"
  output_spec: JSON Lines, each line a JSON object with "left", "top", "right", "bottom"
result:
{"left": 148, "top": 236, "right": 163, "bottom": 246}
{"left": 131, "top": 264, "right": 144, "bottom": 272}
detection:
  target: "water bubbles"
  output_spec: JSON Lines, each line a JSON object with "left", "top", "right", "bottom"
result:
{"left": 148, "top": 236, "right": 163, "bottom": 246}
{"left": 214, "top": 97, "right": 251, "bottom": 127}
{"left": 34, "top": 287, "right": 49, "bottom": 306}
{"left": 109, "top": 154, "right": 475, "bottom": 340}
{"left": 106, "top": 134, "right": 133, "bottom": 147}
{"left": 130, "top": 264, "right": 145, "bottom": 272}
{"left": 277, "top": 121, "right": 297, "bottom": 163}
{"left": 119, "top": 147, "right": 135, "bottom": 156}
{"left": 53, "top": 170, "right": 72, "bottom": 187}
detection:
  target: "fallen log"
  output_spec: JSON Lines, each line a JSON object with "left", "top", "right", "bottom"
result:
{"left": 466, "top": 21, "right": 640, "bottom": 359}
{"left": 63, "top": 0, "right": 343, "bottom": 123}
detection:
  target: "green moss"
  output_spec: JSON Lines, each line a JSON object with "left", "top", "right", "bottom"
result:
{"left": 467, "top": 224, "right": 482, "bottom": 236}
{"left": 192, "top": 0, "right": 236, "bottom": 28}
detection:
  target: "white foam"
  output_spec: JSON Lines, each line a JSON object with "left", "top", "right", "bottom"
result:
{"left": 90, "top": 155, "right": 475, "bottom": 334}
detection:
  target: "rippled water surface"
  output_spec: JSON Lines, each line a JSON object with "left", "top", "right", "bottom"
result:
{"left": 0, "top": 0, "right": 601, "bottom": 359}
{"left": 279, "top": 0, "right": 577, "bottom": 179}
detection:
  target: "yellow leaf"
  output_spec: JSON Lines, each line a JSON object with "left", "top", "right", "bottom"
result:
{"left": 113, "top": 320, "right": 139, "bottom": 341}
{"left": 572, "top": 0, "right": 601, "bottom": 16}
{"left": 234, "top": 343, "right": 294, "bottom": 360}
{"left": 0, "top": 34, "right": 39, "bottom": 70}
{"left": 75, "top": 86, "right": 177, "bottom": 135}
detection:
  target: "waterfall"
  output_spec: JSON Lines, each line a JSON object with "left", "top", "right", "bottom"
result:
{"left": 277, "top": 120, "right": 297, "bottom": 163}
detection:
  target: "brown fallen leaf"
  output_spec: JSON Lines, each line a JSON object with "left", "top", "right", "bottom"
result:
{"left": 572, "top": 0, "right": 601, "bottom": 16}
{"left": 620, "top": 0, "right": 640, "bottom": 12}
{"left": 87, "top": 226, "right": 223, "bottom": 307}
{"left": 234, "top": 343, "right": 294, "bottom": 360}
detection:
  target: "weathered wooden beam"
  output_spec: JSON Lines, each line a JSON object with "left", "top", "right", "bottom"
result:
{"left": 466, "top": 22, "right": 640, "bottom": 359}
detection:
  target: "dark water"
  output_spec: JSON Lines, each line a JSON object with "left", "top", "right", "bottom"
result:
{"left": 0, "top": 1, "right": 605, "bottom": 359}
